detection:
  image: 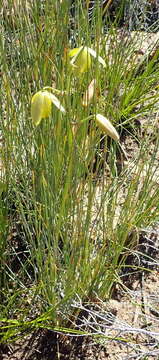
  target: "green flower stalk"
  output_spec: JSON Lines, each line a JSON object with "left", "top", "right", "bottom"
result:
{"left": 31, "top": 90, "right": 66, "bottom": 126}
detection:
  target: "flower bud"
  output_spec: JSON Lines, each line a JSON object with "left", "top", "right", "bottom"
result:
{"left": 96, "top": 114, "right": 119, "bottom": 141}
{"left": 82, "top": 79, "right": 97, "bottom": 107}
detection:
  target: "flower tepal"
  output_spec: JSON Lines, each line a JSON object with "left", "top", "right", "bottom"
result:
{"left": 31, "top": 90, "right": 65, "bottom": 126}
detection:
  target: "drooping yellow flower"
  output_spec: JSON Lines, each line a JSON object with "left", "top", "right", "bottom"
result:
{"left": 68, "top": 46, "right": 91, "bottom": 74}
{"left": 95, "top": 114, "right": 119, "bottom": 141}
{"left": 68, "top": 46, "right": 106, "bottom": 75}
{"left": 31, "top": 90, "right": 65, "bottom": 126}
{"left": 31, "top": 91, "right": 51, "bottom": 126}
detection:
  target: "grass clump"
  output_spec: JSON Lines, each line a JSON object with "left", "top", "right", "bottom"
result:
{"left": 0, "top": 0, "right": 159, "bottom": 352}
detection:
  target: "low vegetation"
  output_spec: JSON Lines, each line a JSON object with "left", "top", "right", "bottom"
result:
{"left": 0, "top": 1, "right": 159, "bottom": 358}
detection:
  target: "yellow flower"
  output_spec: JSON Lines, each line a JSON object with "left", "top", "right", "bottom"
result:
{"left": 68, "top": 46, "right": 91, "bottom": 74}
{"left": 95, "top": 114, "right": 119, "bottom": 141}
{"left": 31, "top": 90, "right": 65, "bottom": 126}
{"left": 68, "top": 46, "right": 106, "bottom": 75}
